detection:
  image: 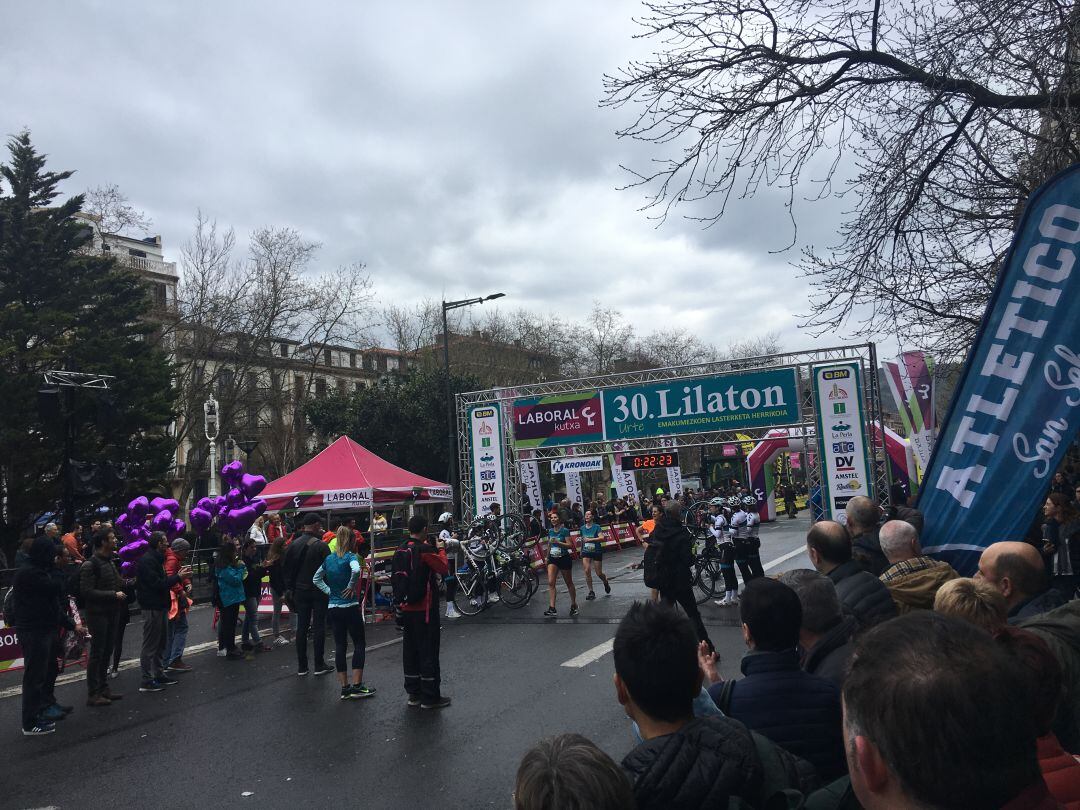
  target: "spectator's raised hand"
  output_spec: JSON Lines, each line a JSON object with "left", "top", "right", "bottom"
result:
{"left": 697, "top": 640, "right": 721, "bottom": 685}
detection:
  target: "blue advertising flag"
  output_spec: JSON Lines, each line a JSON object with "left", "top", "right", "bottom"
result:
{"left": 919, "top": 164, "right": 1080, "bottom": 574}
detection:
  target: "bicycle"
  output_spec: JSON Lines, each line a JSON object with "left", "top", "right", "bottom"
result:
{"left": 448, "top": 531, "right": 534, "bottom": 615}
{"left": 691, "top": 533, "right": 727, "bottom": 604}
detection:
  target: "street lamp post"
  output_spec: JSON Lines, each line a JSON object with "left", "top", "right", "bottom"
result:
{"left": 204, "top": 394, "right": 220, "bottom": 498}
{"left": 441, "top": 292, "right": 505, "bottom": 518}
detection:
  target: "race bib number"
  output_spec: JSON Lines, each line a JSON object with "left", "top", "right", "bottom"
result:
{"left": 584, "top": 542, "right": 600, "bottom": 554}
{"left": 549, "top": 545, "right": 563, "bottom": 558}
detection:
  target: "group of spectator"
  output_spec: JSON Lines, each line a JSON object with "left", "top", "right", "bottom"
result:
{"left": 512, "top": 488, "right": 1080, "bottom": 810}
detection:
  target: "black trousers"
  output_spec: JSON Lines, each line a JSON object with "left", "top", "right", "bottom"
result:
{"left": 746, "top": 539, "right": 765, "bottom": 580}
{"left": 294, "top": 590, "right": 329, "bottom": 670}
{"left": 218, "top": 602, "right": 240, "bottom": 652}
{"left": 16, "top": 626, "right": 56, "bottom": 729}
{"left": 660, "top": 586, "right": 713, "bottom": 650}
{"left": 112, "top": 601, "right": 130, "bottom": 670}
{"left": 85, "top": 610, "right": 118, "bottom": 697}
{"left": 328, "top": 605, "right": 366, "bottom": 674}
{"left": 719, "top": 544, "right": 739, "bottom": 591}
{"left": 402, "top": 604, "right": 441, "bottom": 701}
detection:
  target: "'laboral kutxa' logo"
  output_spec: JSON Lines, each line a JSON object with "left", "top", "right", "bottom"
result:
{"left": 512, "top": 392, "right": 603, "bottom": 447}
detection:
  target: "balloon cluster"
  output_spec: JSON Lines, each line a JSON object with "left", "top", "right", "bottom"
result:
{"left": 114, "top": 495, "right": 185, "bottom": 577}
{"left": 189, "top": 460, "right": 267, "bottom": 537}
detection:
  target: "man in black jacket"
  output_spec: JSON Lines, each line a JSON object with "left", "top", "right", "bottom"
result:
{"left": 777, "top": 568, "right": 857, "bottom": 689}
{"left": 282, "top": 513, "right": 331, "bottom": 676}
{"left": 707, "top": 578, "right": 846, "bottom": 781}
{"left": 80, "top": 529, "right": 127, "bottom": 706}
{"left": 12, "top": 536, "right": 84, "bottom": 735}
{"left": 135, "top": 531, "right": 189, "bottom": 692}
{"left": 844, "top": 497, "right": 889, "bottom": 576}
{"left": 807, "top": 521, "right": 896, "bottom": 628}
{"left": 651, "top": 500, "right": 713, "bottom": 651}
{"left": 617, "top": 601, "right": 811, "bottom": 809}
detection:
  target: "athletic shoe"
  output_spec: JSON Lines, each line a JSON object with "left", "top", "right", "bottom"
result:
{"left": 166, "top": 660, "right": 193, "bottom": 672}
{"left": 543, "top": 607, "right": 557, "bottom": 617}
{"left": 313, "top": 664, "right": 333, "bottom": 676}
{"left": 339, "top": 686, "right": 352, "bottom": 701}
{"left": 585, "top": 591, "right": 596, "bottom": 601}
{"left": 714, "top": 597, "right": 729, "bottom": 606}
{"left": 569, "top": 605, "right": 579, "bottom": 617}
{"left": 297, "top": 669, "right": 310, "bottom": 677}
{"left": 22, "top": 722, "right": 56, "bottom": 736}
{"left": 109, "top": 668, "right": 119, "bottom": 679}
{"left": 445, "top": 604, "right": 461, "bottom": 619}
{"left": 273, "top": 636, "right": 290, "bottom": 647}
{"left": 489, "top": 592, "right": 500, "bottom": 603}
{"left": 407, "top": 695, "right": 422, "bottom": 707}
{"left": 139, "top": 680, "right": 165, "bottom": 693}
{"left": 40, "top": 705, "right": 67, "bottom": 722}
{"left": 604, "top": 581, "right": 612, "bottom": 595}
{"left": 157, "top": 675, "right": 179, "bottom": 686}
{"left": 216, "top": 648, "right": 227, "bottom": 657}
{"left": 420, "top": 696, "right": 452, "bottom": 710}
{"left": 470, "top": 597, "right": 483, "bottom": 607}
{"left": 87, "top": 695, "right": 111, "bottom": 707}
{"left": 349, "top": 684, "right": 377, "bottom": 700}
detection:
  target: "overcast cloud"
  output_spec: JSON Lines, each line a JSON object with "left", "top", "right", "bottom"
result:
{"left": 2, "top": 1, "right": 861, "bottom": 354}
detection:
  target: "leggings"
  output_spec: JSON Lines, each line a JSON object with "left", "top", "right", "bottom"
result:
{"left": 218, "top": 602, "right": 240, "bottom": 651}
{"left": 328, "top": 605, "right": 366, "bottom": 673}
{"left": 719, "top": 543, "right": 739, "bottom": 591}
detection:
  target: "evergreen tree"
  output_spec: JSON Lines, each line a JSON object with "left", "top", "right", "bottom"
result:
{"left": 0, "top": 131, "right": 175, "bottom": 558}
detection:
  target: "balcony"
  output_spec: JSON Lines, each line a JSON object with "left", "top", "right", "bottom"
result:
{"left": 119, "top": 253, "right": 178, "bottom": 278}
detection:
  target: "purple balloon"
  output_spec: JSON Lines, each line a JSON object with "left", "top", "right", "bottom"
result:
{"left": 225, "top": 488, "right": 245, "bottom": 508}
{"left": 115, "top": 513, "right": 131, "bottom": 531}
{"left": 121, "top": 560, "right": 137, "bottom": 577}
{"left": 228, "top": 505, "right": 258, "bottom": 533}
{"left": 252, "top": 499, "right": 267, "bottom": 517}
{"left": 221, "top": 460, "right": 244, "bottom": 485}
{"left": 150, "top": 497, "right": 180, "bottom": 514}
{"left": 118, "top": 539, "right": 149, "bottom": 562}
{"left": 196, "top": 497, "right": 213, "bottom": 513}
{"left": 190, "top": 507, "right": 213, "bottom": 534}
{"left": 239, "top": 473, "right": 267, "bottom": 499}
{"left": 126, "top": 496, "right": 151, "bottom": 521}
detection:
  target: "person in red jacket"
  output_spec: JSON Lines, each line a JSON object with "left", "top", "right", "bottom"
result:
{"left": 397, "top": 515, "right": 450, "bottom": 710}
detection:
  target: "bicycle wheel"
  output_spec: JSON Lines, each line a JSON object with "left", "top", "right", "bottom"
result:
{"left": 452, "top": 565, "right": 488, "bottom": 616}
{"left": 499, "top": 560, "right": 533, "bottom": 608}
{"left": 495, "top": 513, "right": 529, "bottom": 552}
{"left": 695, "top": 554, "right": 725, "bottom": 603}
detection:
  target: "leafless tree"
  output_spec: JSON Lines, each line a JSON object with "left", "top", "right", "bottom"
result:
{"left": 581, "top": 302, "right": 636, "bottom": 375}
{"left": 82, "top": 183, "right": 153, "bottom": 236}
{"left": 165, "top": 214, "right": 374, "bottom": 505}
{"left": 603, "top": 0, "right": 1080, "bottom": 358}
{"left": 385, "top": 299, "right": 447, "bottom": 359}
{"left": 631, "top": 327, "right": 718, "bottom": 368}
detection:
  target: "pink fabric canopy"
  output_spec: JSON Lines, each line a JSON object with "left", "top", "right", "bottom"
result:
{"left": 260, "top": 436, "right": 452, "bottom": 512}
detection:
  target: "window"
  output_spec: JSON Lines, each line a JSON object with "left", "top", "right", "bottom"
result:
{"left": 218, "top": 368, "right": 235, "bottom": 396}
{"left": 152, "top": 282, "right": 167, "bottom": 308}
{"left": 324, "top": 349, "right": 332, "bottom": 366}
{"left": 387, "top": 356, "right": 399, "bottom": 371}
{"left": 279, "top": 342, "right": 289, "bottom": 358}
{"left": 315, "top": 377, "right": 327, "bottom": 398}
{"left": 354, "top": 381, "right": 363, "bottom": 393}
{"left": 350, "top": 353, "right": 357, "bottom": 368}
{"left": 128, "top": 248, "right": 147, "bottom": 258}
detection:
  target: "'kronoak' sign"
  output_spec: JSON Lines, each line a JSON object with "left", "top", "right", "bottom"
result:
{"left": 920, "top": 165, "right": 1080, "bottom": 575}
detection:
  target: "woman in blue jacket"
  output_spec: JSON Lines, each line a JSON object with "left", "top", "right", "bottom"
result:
{"left": 314, "top": 526, "right": 375, "bottom": 700}
{"left": 215, "top": 541, "right": 247, "bottom": 659}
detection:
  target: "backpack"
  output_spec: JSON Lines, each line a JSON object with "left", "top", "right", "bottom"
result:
{"left": 391, "top": 540, "right": 432, "bottom": 607}
{"left": 72, "top": 556, "right": 103, "bottom": 609}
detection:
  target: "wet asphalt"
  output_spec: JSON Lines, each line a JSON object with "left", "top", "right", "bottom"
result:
{"left": 0, "top": 514, "right": 813, "bottom": 810}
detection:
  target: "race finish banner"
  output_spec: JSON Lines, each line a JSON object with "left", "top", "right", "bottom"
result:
{"left": 813, "top": 363, "right": 874, "bottom": 519}
{"left": 920, "top": 165, "right": 1080, "bottom": 575}
{"left": 601, "top": 368, "right": 799, "bottom": 441}
{"left": 468, "top": 403, "right": 507, "bottom": 515}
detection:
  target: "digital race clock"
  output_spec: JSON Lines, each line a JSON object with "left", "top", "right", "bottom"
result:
{"left": 620, "top": 452, "right": 679, "bottom": 471}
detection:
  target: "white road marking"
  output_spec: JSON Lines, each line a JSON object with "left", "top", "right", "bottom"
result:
{"left": 762, "top": 546, "right": 808, "bottom": 572}
{"left": 560, "top": 638, "right": 614, "bottom": 668}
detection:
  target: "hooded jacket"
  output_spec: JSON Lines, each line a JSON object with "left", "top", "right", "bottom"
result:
{"left": 827, "top": 560, "right": 897, "bottom": 628}
{"left": 803, "top": 616, "right": 858, "bottom": 689}
{"left": 11, "top": 536, "right": 74, "bottom": 633}
{"left": 1020, "top": 600, "right": 1080, "bottom": 753}
{"left": 649, "top": 515, "right": 695, "bottom": 592}
{"left": 622, "top": 715, "right": 809, "bottom": 810}
{"left": 880, "top": 556, "right": 959, "bottom": 615}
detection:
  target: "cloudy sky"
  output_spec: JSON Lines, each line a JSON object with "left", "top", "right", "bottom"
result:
{"left": 3, "top": 1, "right": 861, "bottom": 354}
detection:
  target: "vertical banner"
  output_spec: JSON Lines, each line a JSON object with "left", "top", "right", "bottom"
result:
{"left": 564, "top": 471, "right": 583, "bottom": 508}
{"left": 883, "top": 351, "right": 936, "bottom": 470}
{"left": 659, "top": 438, "right": 683, "bottom": 496}
{"left": 519, "top": 453, "right": 543, "bottom": 516}
{"left": 468, "top": 403, "right": 506, "bottom": 516}
{"left": 609, "top": 442, "right": 638, "bottom": 502}
{"left": 813, "top": 362, "right": 874, "bottom": 519}
{"left": 919, "top": 166, "right": 1080, "bottom": 574}
{"left": 0, "top": 619, "right": 24, "bottom": 671}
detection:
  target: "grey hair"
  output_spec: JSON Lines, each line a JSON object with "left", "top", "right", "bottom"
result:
{"left": 844, "top": 496, "right": 879, "bottom": 531}
{"left": 879, "top": 519, "right": 918, "bottom": 559}
{"left": 776, "top": 569, "right": 842, "bottom": 634}
{"left": 663, "top": 499, "right": 683, "bottom": 521}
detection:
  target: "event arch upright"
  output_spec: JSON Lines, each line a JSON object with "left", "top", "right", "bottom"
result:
{"left": 455, "top": 344, "right": 890, "bottom": 522}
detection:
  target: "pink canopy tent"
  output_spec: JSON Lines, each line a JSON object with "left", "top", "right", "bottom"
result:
{"left": 260, "top": 436, "right": 452, "bottom": 512}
